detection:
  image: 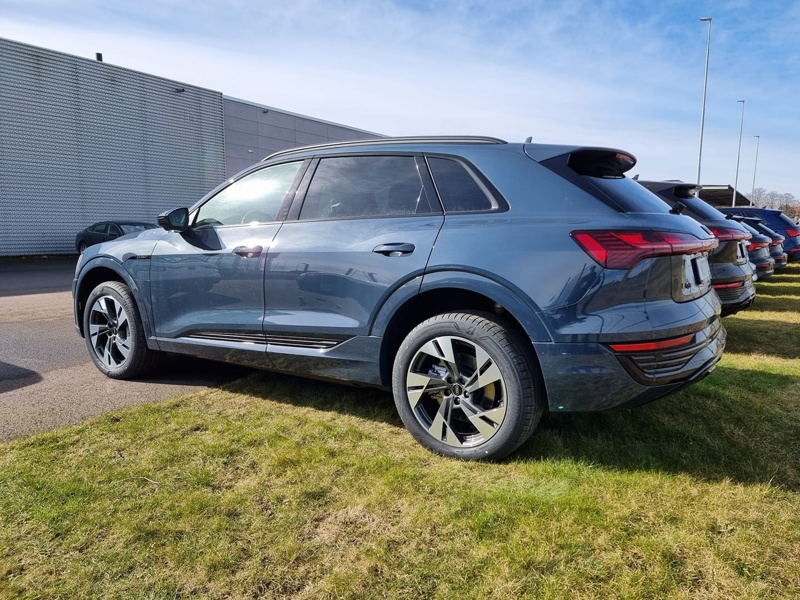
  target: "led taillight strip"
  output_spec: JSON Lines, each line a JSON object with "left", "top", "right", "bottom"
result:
{"left": 609, "top": 333, "right": 696, "bottom": 353}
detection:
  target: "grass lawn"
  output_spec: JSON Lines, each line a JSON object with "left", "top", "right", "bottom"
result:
{"left": 2, "top": 266, "right": 800, "bottom": 599}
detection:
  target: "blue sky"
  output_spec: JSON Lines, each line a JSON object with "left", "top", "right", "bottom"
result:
{"left": 2, "top": 0, "right": 799, "bottom": 197}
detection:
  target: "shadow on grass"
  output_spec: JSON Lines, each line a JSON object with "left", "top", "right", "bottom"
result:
{"left": 760, "top": 274, "right": 800, "bottom": 284}
{"left": 722, "top": 317, "right": 800, "bottom": 359}
{"left": 750, "top": 294, "right": 800, "bottom": 313}
{"left": 522, "top": 364, "right": 800, "bottom": 490}
{"left": 227, "top": 370, "right": 402, "bottom": 428}
{"left": 222, "top": 364, "right": 800, "bottom": 490}
{"left": 752, "top": 283, "right": 800, "bottom": 297}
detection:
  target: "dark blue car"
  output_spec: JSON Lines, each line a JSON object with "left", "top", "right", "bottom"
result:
{"left": 638, "top": 181, "right": 755, "bottom": 316}
{"left": 73, "top": 137, "right": 725, "bottom": 460}
{"left": 719, "top": 207, "right": 800, "bottom": 262}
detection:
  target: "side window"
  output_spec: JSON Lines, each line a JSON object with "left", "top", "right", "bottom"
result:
{"left": 90, "top": 223, "right": 107, "bottom": 233}
{"left": 427, "top": 157, "right": 496, "bottom": 212}
{"left": 109, "top": 224, "right": 122, "bottom": 236}
{"left": 195, "top": 161, "right": 302, "bottom": 227}
{"left": 298, "top": 156, "right": 436, "bottom": 221}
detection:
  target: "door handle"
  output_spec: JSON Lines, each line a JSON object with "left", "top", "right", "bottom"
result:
{"left": 232, "top": 245, "right": 263, "bottom": 258}
{"left": 373, "top": 243, "right": 416, "bottom": 257}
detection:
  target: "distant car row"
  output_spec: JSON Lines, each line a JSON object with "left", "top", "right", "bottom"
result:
{"left": 636, "top": 183, "right": 799, "bottom": 316}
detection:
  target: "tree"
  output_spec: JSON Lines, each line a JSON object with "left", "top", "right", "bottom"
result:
{"left": 747, "top": 187, "right": 798, "bottom": 211}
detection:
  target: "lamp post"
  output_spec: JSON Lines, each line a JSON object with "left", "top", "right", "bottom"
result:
{"left": 697, "top": 16, "right": 712, "bottom": 185}
{"left": 732, "top": 100, "right": 745, "bottom": 206}
{"left": 751, "top": 135, "right": 761, "bottom": 199}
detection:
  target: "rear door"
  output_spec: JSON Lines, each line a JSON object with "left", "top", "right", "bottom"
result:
{"left": 263, "top": 154, "right": 443, "bottom": 354}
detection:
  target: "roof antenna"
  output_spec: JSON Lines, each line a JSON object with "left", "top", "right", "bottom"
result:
{"left": 524, "top": 136, "right": 532, "bottom": 143}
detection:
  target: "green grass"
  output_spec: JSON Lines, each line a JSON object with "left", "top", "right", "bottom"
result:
{"left": 3, "top": 267, "right": 800, "bottom": 599}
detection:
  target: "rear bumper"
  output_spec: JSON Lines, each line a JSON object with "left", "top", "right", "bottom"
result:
{"left": 534, "top": 317, "right": 726, "bottom": 412}
{"left": 713, "top": 277, "right": 756, "bottom": 316}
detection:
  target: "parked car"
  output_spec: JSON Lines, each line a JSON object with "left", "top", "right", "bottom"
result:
{"left": 637, "top": 181, "right": 755, "bottom": 316}
{"left": 75, "top": 221, "right": 156, "bottom": 253}
{"left": 730, "top": 218, "right": 776, "bottom": 280}
{"left": 735, "top": 216, "right": 788, "bottom": 270}
{"left": 719, "top": 207, "right": 800, "bottom": 262}
{"left": 73, "top": 137, "right": 725, "bottom": 460}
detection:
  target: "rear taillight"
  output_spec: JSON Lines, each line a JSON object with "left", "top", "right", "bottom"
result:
{"left": 769, "top": 238, "right": 784, "bottom": 247}
{"left": 748, "top": 241, "right": 768, "bottom": 251}
{"left": 712, "top": 281, "right": 744, "bottom": 290}
{"left": 709, "top": 226, "right": 751, "bottom": 242}
{"left": 785, "top": 228, "right": 800, "bottom": 237}
{"left": 609, "top": 333, "right": 695, "bottom": 353}
{"left": 571, "top": 230, "right": 717, "bottom": 270}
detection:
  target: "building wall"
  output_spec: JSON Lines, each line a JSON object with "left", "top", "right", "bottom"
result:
{"left": 0, "top": 37, "right": 382, "bottom": 256}
{"left": 223, "top": 97, "right": 380, "bottom": 178}
{"left": 0, "top": 38, "right": 227, "bottom": 256}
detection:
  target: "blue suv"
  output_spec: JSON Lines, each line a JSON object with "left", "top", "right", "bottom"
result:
{"left": 73, "top": 137, "right": 725, "bottom": 460}
{"left": 719, "top": 207, "right": 800, "bottom": 262}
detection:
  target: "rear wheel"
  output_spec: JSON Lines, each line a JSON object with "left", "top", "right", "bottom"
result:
{"left": 392, "top": 312, "right": 543, "bottom": 460}
{"left": 78, "top": 242, "right": 87, "bottom": 254}
{"left": 84, "top": 281, "right": 160, "bottom": 379}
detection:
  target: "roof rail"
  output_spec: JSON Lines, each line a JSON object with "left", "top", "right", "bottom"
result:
{"left": 262, "top": 135, "right": 507, "bottom": 162}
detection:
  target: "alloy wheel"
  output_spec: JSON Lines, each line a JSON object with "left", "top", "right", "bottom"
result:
{"left": 405, "top": 335, "right": 508, "bottom": 448}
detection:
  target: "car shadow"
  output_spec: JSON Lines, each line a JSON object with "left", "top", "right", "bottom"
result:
{"left": 218, "top": 365, "right": 799, "bottom": 491}
{"left": 137, "top": 354, "right": 254, "bottom": 387}
{"left": 753, "top": 283, "right": 800, "bottom": 297}
{"left": 0, "top": 362, "right": 43, "bottom": 393}
{"left": 226, "top": 370, "right": 402, "bottom": 428}
{"left": 520, "top": 364, "right": 800, "bottom": 491}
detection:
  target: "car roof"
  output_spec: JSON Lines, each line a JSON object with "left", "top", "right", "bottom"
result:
{"left": 260, "top": 135, "right": 630, "bottom": 166}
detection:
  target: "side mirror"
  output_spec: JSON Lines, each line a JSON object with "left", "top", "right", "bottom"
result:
{"left": 157, "top": 208, "right": 190, "bottom": 232}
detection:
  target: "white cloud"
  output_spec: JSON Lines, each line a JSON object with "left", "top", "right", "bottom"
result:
{"left": 1, "top": 0, "right": 798, "bottom": 197}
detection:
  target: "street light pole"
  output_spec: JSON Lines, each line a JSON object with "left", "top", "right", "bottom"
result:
{"left": 732, "top": 99, "right": 745, "bottom": 207}
{"left": 751, "top": 135, "right": 761, "bottom": 200}
{"left": 697, "top": 16, "right": 712, "bottom": 185}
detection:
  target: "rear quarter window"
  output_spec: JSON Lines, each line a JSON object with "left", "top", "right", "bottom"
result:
{"left": 426, "top": 157, "right": 498, "bottom": 213}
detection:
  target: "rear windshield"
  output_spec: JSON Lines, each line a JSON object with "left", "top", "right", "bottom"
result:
{"left": 587, "top": 177, "right": 670, "bottom": 213}
{"left": 681, "top": 197, "right": 726, "bottom": 221}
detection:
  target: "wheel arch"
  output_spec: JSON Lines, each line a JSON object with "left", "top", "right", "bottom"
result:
{"left": 75, "top": 258, "right": 153, "bottom": 340}
{"left": 373, "top": 272, "right": 552, "bottom": 387}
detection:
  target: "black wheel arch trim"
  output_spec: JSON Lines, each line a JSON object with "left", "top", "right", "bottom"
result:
{"left": 74, "top": 256, "right": 156, "bottom": 343}
{"left": 370, "top": 269, "right": 552, "bottom": 343}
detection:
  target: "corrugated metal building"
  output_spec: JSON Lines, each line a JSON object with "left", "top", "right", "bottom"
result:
{"left": 0, "top": 37, "right": 380, "bottom": 256}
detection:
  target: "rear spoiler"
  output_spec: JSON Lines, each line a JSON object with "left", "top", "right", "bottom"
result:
{"left": 639, "top": 180, "right": 702, "bottom": 199}
{"left": 524, "top": 145, "right": 637, "bottom": 178}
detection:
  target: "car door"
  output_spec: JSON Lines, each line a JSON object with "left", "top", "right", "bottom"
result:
{"left": 91, "top": 223, "right": 109, "bottom": 246}
{"left": 149, "top": 160, "right": 306, "bottom": 363}
{"left": 107, "top": 223, "right": 123, "bottom": 242}
{"left": 263, "top": 154, "right": 444, "bottom": 376}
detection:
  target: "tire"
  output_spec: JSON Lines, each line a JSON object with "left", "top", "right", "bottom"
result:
{"left": 83, "top": 281, "right": 160, "bottom": 379}
{"left": 78, "top": 242, "right": 87, "bottom": 254}
{"left": 392, "top": 311, "right": 544, "bottom": 460}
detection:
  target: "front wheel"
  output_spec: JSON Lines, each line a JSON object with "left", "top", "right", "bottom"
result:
{"left": 392, "top": 312, "right": 544, "bottom": 460}
{"left": 83, "top": 281, "right": 160, "bottom": 379}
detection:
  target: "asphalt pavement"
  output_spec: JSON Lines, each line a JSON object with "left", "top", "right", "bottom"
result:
{"left": 0, "top": 256, "right": 247, "bottom": 441}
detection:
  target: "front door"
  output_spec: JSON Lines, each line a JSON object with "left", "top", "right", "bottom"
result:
{"left": 149, "top": 161, "right": 305, "bottom": 364}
